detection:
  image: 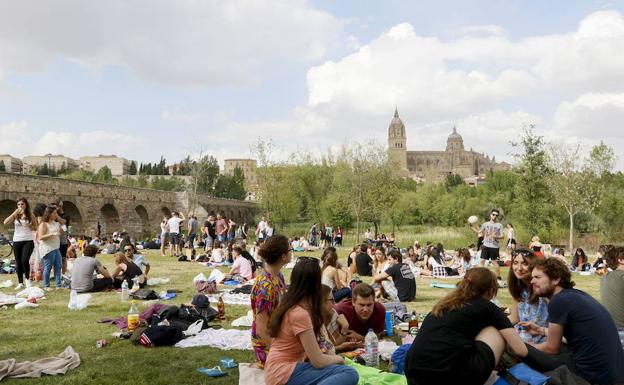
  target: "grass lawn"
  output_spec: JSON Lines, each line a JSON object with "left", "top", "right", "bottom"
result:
{"left": 0, "top": 247, "right": 602, "bottom": 385}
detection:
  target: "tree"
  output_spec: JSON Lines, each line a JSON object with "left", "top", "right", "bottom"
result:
{"left": 511, "top": 126, "right": 554, "bottom": 238}
{"left": 548, "top": 144, "right": 604, "bottom": 251}
{"left": 445, "top": 173, "right": 464, "bottom": 191}
{"left": 214, "top": 166, "right": 247, "bottom": 200}
{"left": 292, "top": 153, "right": 335, "bottom": 223}
{"left": 94, "top": 166, "right": 114, "bottom": 183}
{"left": 0, "top": 160, "right": 5, "bottom": 172}
{"left": 188, "top": 152, "right": 220, "bottom": 214}
{"left": 129, "top": 161, "right": 137, "bottom": 175}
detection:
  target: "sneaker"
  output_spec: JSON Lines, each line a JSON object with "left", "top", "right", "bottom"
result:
{"left": 15, "top": 283, "right": 24, "bottom": 290}
{"left": 25, "top": 280, "right": 31, "bottom": 288}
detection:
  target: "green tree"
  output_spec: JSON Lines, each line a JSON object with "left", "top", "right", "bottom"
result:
{"left": 0, "top": 160, "right": 5, "bottom": 172}
{"left": 445, "top": 173, "right": 464, "bottom": 191}
{"left": 214, "top": 166, "right": 247, "bottom": 200}
{"left": 292, "top": 154, "right": 334, "bottom": 223}
{"left": 511, "top": 127, "right": 554, "bottom": 237}
{"left": 94, "top": 166, "right": 115, "bottom": 183}
{"left": 129, "top": 161, "right": 137, "bottom": 175}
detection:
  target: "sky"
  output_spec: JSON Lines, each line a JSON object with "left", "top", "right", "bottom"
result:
{"left": 1, "top": 0, "right": 624, "bottom": 169}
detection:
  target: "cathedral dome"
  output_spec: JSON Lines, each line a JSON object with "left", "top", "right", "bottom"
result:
{"left": 446, "top": 125, "right": 464, "bottom": 151}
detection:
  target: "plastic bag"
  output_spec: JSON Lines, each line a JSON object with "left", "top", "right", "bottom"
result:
{"left": 193, "top": 272, "right": 208, "bottom": 283}
{"left": 183, "top": 319, "right": 204, "bottom": 336}
{"left": 68, "top": 290, "right": 91, "bottom": 310}
{"left": 16, "top": 287, "right": 45, "bottom": 299}
{"left": 1, "top": 280, "right": 13, "bottom": 288}
{"left": 207, "top": 269, "right": 225, "bottom": 283}
{"left": 147, "top": 277, "right": 170, "bottom": 286}
{"left": 15, "top": 301, "right": 39, "bottom": 310}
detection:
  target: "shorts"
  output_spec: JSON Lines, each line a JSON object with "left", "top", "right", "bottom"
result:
{"left": 169, "top": 233, "right": 180, "bottom": 244}
{"left": 59, "top": 244, "right": 68, "bottom": 259}
{"left": 481, "top": 246, "right": 500, "bottom": 261}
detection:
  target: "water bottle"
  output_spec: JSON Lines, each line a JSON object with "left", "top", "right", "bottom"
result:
{"left": 68, "top": 289, "right": 78, "bottom": 310}
{"left": 121, "top": 280, "right": 129, "bottom": 301}
{"left": 364, "top": 328, "right": 379, "bottom": 367}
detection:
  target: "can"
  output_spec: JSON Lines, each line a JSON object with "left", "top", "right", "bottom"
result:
{"left": 385, "top": 310, "right": 393, "bottom": 337}
{"left": 96, "top": 339, "right": 108, "bottom": 348}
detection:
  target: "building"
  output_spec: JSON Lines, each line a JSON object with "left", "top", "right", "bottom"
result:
{"left": 80, "top": 155, "right": 132, "bottom": 176}
{"left": 0, "top": 155, "right": 23, "bottom": 173}
{"left": 388, "top": 108, "right": 511, "bottom": 181}
{"left": 22, "top": 154, "right": 79, "bottom": 174}
{"left": 223, "top": 159, "right": 258, "bottom": 200}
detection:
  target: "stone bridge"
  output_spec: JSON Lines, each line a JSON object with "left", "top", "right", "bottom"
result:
{"left": 0, "top": 173, "right": 258, "bottom": 238}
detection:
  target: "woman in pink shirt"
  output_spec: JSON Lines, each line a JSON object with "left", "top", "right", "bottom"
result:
{"left": 264, "top": 258, "right": 358, "bottom": 385}
{"left": 228, "top": 245, "right": 254, "bottom": 281}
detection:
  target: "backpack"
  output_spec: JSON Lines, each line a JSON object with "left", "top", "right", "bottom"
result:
{"left": 139, "top": 325, "right": 184, "bottom": 347}
{"left": 131, "top": 289, "right": 158, "bottom": 300}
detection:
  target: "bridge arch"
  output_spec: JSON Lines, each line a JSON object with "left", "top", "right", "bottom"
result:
{"left": 135, "top": 205, "right": 150, "bottom": 233}
{"left": 100, "top": 204, "right": 120, "bottom": 237}
{"left": 0, "top": 199, "right": 17, "bottom": 234}
{"left": 62, "top": 200, "right": 83, "bottom": 235}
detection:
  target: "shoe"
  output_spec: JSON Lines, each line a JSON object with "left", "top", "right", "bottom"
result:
{"left": 25, "top": 280, "right": 31, "bottom": 288}
{"left": 15, "top": 283, "right": 24, "bottom": 290}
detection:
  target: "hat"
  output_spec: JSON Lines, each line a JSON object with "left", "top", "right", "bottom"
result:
{"left": 192, "top": 294, "right": 210, "bottom": 309}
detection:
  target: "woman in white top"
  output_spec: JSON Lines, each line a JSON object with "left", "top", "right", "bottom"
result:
{"left": 321, "top": 247, "right": 351, "bottom": 302}
{"left": 159, "top": 216, "right": 169, "bottom": 257}
{"left": 3, "top": 198, "right": 37, "bottom": 289}
{"left": 37, "top": 206, "right": 63, "bottom": 289}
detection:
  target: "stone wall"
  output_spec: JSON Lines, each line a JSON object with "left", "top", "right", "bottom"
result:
{"left": 0, "top": 173, "right": 258, "bottom": 239}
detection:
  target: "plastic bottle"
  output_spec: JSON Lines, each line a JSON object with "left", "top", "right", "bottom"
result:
{"left": 409, "top": 311, "right": 419, "bottom": 335}
{"left": 217, "top": 296, "right": 225, "bottom": 320}
{"left": 364, "top": 328, "right": 379, "bottom": 367}
{"left": 68, "top": 289, "right": 78, "bottom": 310}
{"left": 121, "top": 280, "right": 129, "bottom": 301}
{"left": 131, "top": 277, "right": 140, "bottom": 292}
{"left": 127, "top": 301, "right": 140, "bottom": 333}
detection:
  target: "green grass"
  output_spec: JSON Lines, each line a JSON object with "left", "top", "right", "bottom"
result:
{"left": 0, "top": 248, "right": 602, "bottom": 385}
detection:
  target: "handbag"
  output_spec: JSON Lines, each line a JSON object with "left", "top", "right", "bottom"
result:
{"left": 131, "top": 289, "right": 158, "bottom": 300}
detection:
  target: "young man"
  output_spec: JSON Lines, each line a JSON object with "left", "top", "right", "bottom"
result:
{"left": 71, "top": 245, "right": 112, "bottom": 292}
{"left": 124, "top": 244, "right": 150, "bottom": 276}
{"left": 335, "top": 283, "right": 386, "bottom": 339}
{"left": 354, "top": 243, "right": 373, "bottom": 276}
{"left": 601, "top": 246, "right": 624, "bottom": 328}
{"left": 524, "top": 258, "right": 624, "bottom": 385}
{"left": 215, "top": 214, "right": 228, "bottom": 243}
{"left": 373, "top": 250, "right": 416, "bottom": 302}
{"left": 202, "top": 215, "right": 216, "bottom": 252}
{"left": 479, "top": 209, "right": 504, "bottom": 283}
{"left": 187, "top": 215, "right": 198, "bottom": 259}
{"left": 255, "top": 216, "right": 268, "bottom": 243}
{"left": 167, "top": 211, "right": 185, "bottom": 257}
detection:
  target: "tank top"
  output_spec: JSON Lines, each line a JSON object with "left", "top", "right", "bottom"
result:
{"left": 39, "top": 222, "right": 61, "bottom": 257}
{"left": 321, "top": 269, "right": 336, "bottom": 290}
{"left": 13, "top": 218, "right": 34, "bottom": 242}
{"left": 123, "top": 261, "right": 143, "bottom": 280}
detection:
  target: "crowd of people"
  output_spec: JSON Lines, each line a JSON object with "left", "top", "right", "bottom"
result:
{"left": 3, "top": 199, "right": 623, "bottom": 385}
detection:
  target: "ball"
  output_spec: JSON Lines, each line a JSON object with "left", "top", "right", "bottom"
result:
{"left": 467, "top": 215, "right": 478, "bottom": 224}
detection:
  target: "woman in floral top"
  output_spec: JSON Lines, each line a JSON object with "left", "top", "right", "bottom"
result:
{"left": 251, "top": 234, "right": 291, "bottom": 367}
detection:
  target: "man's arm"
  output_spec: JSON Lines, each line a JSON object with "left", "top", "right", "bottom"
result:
{"left": 97, "top": 264, "right": 112, "bottom": 279}
{"left": 529, "top": 323, "right": 564, "bottom": 354}
{"left": 374, "top": 272, "right": 390, "bottom": 283}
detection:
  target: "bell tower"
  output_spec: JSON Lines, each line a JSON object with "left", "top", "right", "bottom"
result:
{"left": 387, "top": 107, "right": 408, "bottom": 174}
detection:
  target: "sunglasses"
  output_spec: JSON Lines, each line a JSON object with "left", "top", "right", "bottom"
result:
{"left": 491, "top": 213, "right": 498, "bottom": 217}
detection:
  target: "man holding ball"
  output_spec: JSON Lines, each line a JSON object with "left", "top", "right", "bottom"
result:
{"left": 479, "top": 209, "right": 505, "bottom": 286}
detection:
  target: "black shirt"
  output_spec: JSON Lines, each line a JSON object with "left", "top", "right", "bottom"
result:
{"left": 385, "top": 263, "right": 416, "bottom": 302}
{"left": 203, "top": 221, "right": 216, "bottom": 238}
{"left": 355, "top": 252, "right": 372, "bottom": 276}
{"left": 548, "top": 288, "right": 624, "bottom": 385}
{"left": 406, "top": 298, "right": 512, "bottom": 375}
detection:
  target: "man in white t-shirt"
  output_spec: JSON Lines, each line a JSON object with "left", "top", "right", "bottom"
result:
{"left": 167, "top": 211, "right": 185, "bottom": 257}
{"left": 255, "top": 216, "right": 268, "bottom": 243}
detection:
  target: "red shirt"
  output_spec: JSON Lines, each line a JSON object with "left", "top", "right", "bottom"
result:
{"left": 335, "top": 300, "right": 386, "bottom": 336}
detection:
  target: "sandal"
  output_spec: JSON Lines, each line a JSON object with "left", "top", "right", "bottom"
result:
{"left": 220, "top": 357, "right": 238, "bottom": 369}
{"left": 197, "top": 366, "right": 227, "bottom": 377}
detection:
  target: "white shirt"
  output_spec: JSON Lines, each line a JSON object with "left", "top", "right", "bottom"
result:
{"left": 13, "top": 219, "right": 34, "bottom": 242}
{"left": 167, "top": 217, "right": 183, "bottom": 234}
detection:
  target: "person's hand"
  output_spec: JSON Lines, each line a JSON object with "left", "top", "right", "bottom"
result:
{"left": 337, "top": 340, "right": 363, "bottom": 351}
{"left": 345, "top": 330, "right": 363, "bottom": 342}
{"left": 518, "top": 321, "right": 545, "bottom": 336}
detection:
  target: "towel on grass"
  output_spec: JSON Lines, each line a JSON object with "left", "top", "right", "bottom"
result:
{"left": 239, "top": 363, "right": 266, "bottom": 385}
{"left": 175, "top": 328, "right": 252, "bottom": 350}
{"left": 0, "top": 346, "right": 80, "bottom": 381}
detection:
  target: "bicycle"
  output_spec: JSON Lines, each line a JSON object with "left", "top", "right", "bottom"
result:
{"left": 0, "top": 237, "right": 13, "bottom": 259}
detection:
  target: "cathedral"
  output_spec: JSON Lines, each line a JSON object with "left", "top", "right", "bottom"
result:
{"left": 387, "top": 108, "right": 511, "bottom": 182}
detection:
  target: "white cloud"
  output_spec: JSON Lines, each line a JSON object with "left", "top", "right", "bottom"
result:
{"left": 33, "top": 131, "right": 140, "bottom": 159}
{"left": 0, "top": 0, "right": 343, "bottom": 86}
{"left": 0, "top": 121, "right": 30, "bottom": 154}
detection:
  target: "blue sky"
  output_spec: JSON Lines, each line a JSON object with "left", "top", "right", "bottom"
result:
{"left": 1, "top": 0, "right": 623, "bottom": 169}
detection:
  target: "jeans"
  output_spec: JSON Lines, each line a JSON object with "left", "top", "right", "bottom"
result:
{"left": 43, "top": 249, "right": 62, "bottom": 288}
{"left": 285, "top": 362, "right": 358, "bottom": 385}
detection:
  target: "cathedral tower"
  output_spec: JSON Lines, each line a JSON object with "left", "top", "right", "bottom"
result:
{"left": 446, "top": 125, "right": 465, "bottom": 152}
{"left": 388, "top": 107, "right": 408, "bottom": 174}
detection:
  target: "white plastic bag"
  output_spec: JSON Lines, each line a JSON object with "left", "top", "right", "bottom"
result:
{"left": 1, "top": 280, "right": 13, "bottom": 288}
{"left": 16, "top": 287, "right": 45, "bottom": 299}
{"left": 183, "top": 319, "right": 204, "bottom": 336}
{"left": 193, "top": 272, "right": 208, "bottom": 283}
{"left": 68, "top": 289, "right": 91, "bottom": 310}
{"left": 15, "top": 301, "right": 39, "bottom": 310}
{"left": 207, "top": 269, "right": 225, "bottom": 283}
{"left": 146, "top": 277, "right": 170, "bottom": 286}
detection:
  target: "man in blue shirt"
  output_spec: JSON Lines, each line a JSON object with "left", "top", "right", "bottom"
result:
{"left": 523, "top": 258, "right": 624, "bottom": 385}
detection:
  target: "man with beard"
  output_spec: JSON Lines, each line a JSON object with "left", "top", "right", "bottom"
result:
{"left": 522, "top": 258, "right": 624, "bottom": 385}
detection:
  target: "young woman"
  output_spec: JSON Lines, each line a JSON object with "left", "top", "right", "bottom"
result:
{"left": 110, "top": 252, "right": 145, "bottom": 289}
{"left": 320, "top": 285, "right": 361, "bottom": 353}
{"left": 250, "top": 235, "right": 290, "bottom": 368}
{"left": 335, "top": 226, "right": 343, "bottom": 247}
{"left": 372, "top": 247, "right": 389, "bottom": 277}
{"left": 159, "top": 216, "right": 169, "bottom": 257}
{"left": 321, "top": 247, "right": 351, "bottom": 302}
{"left": 506, "top": 223, "right": 516, "bottom": 251}
{"left": 228, "top": 245, "right": 254, "bottom": 281}
{"left": 506, "top": 248, "right": 549, "bottom": 343}
{"left": 3, "top": 198, "right": 37, "bottom": 289}
{"left": 37, "top": 206, "right": 63, "bottom": 289}
{"left": 264, "top": 258, "right": 358, "bottom": 385}
{"left": 405, "top": 268, "right": 528, "bottom": 385}
{"left": 571, "top": 248, "right": 590, "bottom": 271}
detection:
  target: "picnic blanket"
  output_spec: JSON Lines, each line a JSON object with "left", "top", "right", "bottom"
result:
{"left": 208, "top": 293, "right": 251, "bottom": 306}
{"left": 430, "top": 281, "right": 457, "bottom": 289}
{"left": 344, "top": 357, "right": 407, "bottom": 385}
{"left": 175, "top": 328, "right": 252, "bottom": 350}
{"left": 0, "top": 346, "right": 80, "bottom": 381}
{"left": 239, "top": 363, "right": 266, "bottom": 385}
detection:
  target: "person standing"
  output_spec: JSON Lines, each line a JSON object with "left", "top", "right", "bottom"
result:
{"left": 167, "top": 211, "right": 185, "bottom": 257}
{"left": 52, "top": 199, "right": 70, "bottom": 274}
{"left": 479, "top": 209, "right": 504, "bottom": 284}
{"left": 506, "top": 223, "right": 516, "bottom": 252}
{"left": 202, "top": 215, "right": 216, "bottom": 252}
{"left": 187, "top": 215, "right": 198, "bottom": 259}
{"left": 215, "top": 214, "right": 228, "bottom": 244}
{"left": 37, "top": 206, "right": 63, "bottom": 290}
{"left": 3, "top": 198, "right": 36, "bottom": 289}
{"left": 159, "top": 216, "right": 169, "bottom": 257}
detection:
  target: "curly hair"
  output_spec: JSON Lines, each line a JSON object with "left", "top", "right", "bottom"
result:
{"left": 257, "top": 235, "right": 289, "bottom": 265}
{"left": 604, "top": 246, "right": 624, "bottom": 270}
{"left": 533, "top": 258, "right": 575, "bottom": 289}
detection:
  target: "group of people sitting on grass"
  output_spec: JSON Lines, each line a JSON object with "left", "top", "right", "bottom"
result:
{"left": 248, "top": 234, "right": 624, "bottom": 385}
